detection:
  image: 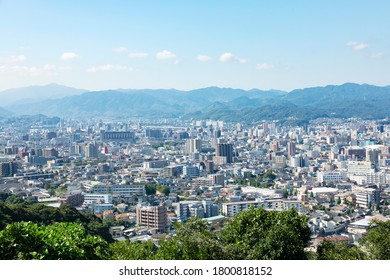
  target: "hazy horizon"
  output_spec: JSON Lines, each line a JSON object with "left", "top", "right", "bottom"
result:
{"left": 1, "top": 81, "right": 389, "bottom": 94}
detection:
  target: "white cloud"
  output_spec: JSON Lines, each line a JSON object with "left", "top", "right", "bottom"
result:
{"left": 42, "top": 64, "right": 71, "bottom": 73}
{"left": 256, "top": 63, "right": 274, "bottom": 71}
{"left": 60, "top": 52, "right": 79, "bottom": 61}
{"left": 347, "top": 41, "right": 368, "bottom": 51}
{"left": 87, "top": 64, "right": 133, "bottom": 73}
{"left": 156, "top": 50, "right": 176, "bottom": 60}
{"left": 128, "top": 52, "right": 149, "bottom": 58}
{"left": 0, "top": 55, "right": 27, "bottom": 63}
{"left": 219, "top": 52, "right": 247, "bottom": 63}
{"left": 113, "top": 46, "right": 127, "bottom": 53}
{"left": 9, "top": 55, "right": 27, "bottom": 62}
{"left": 174, "top": 59, "right": 180, "bottom": 65}
{"left": 219, "top": 52, "right": 234, "bottom": 62}
{"left": 197, "top": 55, "right": 212, "bottom": 62}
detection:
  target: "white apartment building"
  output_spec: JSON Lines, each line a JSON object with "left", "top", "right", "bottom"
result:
{"left": 317, "top": 171, "right": 347, "bottom": 183}
{"left": 91, "top": 184, "right": 145, "bottom": 196}
{"left": 221, "top": 199, "right": 302, "bottom": 218}
{"left": 366, "top": 171, "right": 386, "bottom": 185}
{"left": 347, "top": 161, "right": 374, "bottom": 176}
{"left": 83, "top": 193, "right": 112, "bottom": 205}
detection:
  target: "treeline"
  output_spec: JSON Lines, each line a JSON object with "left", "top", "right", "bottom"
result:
{"left": 0, "top": 201, "right": 389, "bottom": 260}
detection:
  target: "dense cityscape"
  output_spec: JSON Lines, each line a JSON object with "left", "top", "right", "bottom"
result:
{"left": 0, "top": 114, "right": 389, "bottom": 259}
{"left": 1, "top": 3, "right": 390, "bottom": 280}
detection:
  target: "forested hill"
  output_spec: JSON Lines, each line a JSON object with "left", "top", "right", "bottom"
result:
{"left": 2, "top": 83, "right": 390, "bottom": 121}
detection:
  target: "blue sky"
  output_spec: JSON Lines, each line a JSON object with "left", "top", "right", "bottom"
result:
{"left": 0, "top": 0, "right": 389, "bottom": 91}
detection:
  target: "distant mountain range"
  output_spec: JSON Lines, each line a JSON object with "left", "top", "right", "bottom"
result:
{"left": 1, "top": 83, "right": 390, "bottom": 122}
{"left": 0, "top": 83, "right": 88, "bottom": 105}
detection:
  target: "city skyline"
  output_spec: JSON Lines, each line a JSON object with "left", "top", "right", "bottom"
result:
{"left": 0, "top": 0, "right": 389, "bottom": 92}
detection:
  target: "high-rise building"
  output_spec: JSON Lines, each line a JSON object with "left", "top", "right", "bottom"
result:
{"left": 213, "top": 129, "right": 222, "bottom": 138}
{"left": 366, "top": 148, "right": 381, "bottom": 164}
{"left": 186, "top": 138, "right": 202, "bottom": 154}
{"left": 216, "top": 143, "right": 233, "bottom": 163}
{"left": 85, "top": 142, "right": 99, "bottom": 159}
{"left": 136, "top": 204, "right": 168, "bottom": 233}
{"left": 73, "top": 142, "right": 85, "bottom": 156}
{"left": 0, "top": 161, "right": 18, "bottom": 177}
{"left": 287, "top": 141, "right": 296, "bottom": 158}
{"left": 270, "top": 140, "right": 279, "bottom": 152}
{"left": 204, "top": 160, "right": 214, "bottom": 173}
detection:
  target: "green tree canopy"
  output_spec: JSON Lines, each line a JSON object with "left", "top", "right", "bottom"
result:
{"left": 220, "top": 207, "right": 311, "bottom": 260}
{"left": 156, "top": 185, "right": 170, "bottom": 196}
{"left": 0, "top": 202, "right": 112, "bottom": 242}
{"left": 316, "top": 240, "right": 368, "bottom": 260}
{"left": 145, "top": 184, "right": 157, "bottom": 196}
{"left": 263, "top": 170, "right": 276, "bottom": 180}
{"left": 110, "top": 240, "right": 157, "bottom": 260}
{"left": 360, "top": 220, "right": 390, "bottom": 260}
{"left": 155, "top": 219, "right": 225, "bottom": 260}
{"left": 0, "top": 221, "right": 109, "bottom": 260}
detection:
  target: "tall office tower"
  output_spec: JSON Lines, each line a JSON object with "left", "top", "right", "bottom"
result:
{"left": 0, "top": 162, "right": 18, "bottom": 177}
{"left": 366, "top": 148, "right": 381, "bottom": 165}
{"left": 269, "top": 122, "right": 277, "bottom": 135}
{"left": 186, "top": 138, "right": 202, "bottom": 154}
{"left": 262, "top": 122, "right": 269, "bottom": 133}
{"left": 216, "top": 143, "right": 233, "bottom": 163}
{"left": 270, "top": 139, "right": 279, "bottom": 152}
{"left": 213, "top": 129, "right": 222, "bottom": 138}
{"left": 85, "top": 142, "right": 99, "bottom": 159}
{"left": 287, "top": 141, "right": 296, "bottom": 158}
{"left": 204, "top": 160, "right": 215, "bottom": 173}
{"left": 73, "top": 142, "right": 85, "bottom": 156}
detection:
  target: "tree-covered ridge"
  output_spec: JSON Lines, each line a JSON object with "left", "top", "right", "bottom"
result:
{"left": 0, "top": 201, "right": 112, "bottom": 242}
{"left": 4, "top": 83, "right": 390, "bottom": 121}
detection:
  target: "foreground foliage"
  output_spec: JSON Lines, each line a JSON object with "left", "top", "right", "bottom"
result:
{"left": 155, "top": 219, "right": 226, "bottom": 260}
{"left": 0, "top": 201, "right": 112, "bottom": 242}
{"left": 360, "top": 220, "right": 390, "bottom": 260}
{"left": 0, "top": 221, "right": 109, "bottom": 260}
{"left": 316, "top": 241, "right": 368, "bottom": 260}
{"left": 1, "top": 201, "right": 389, "bottom": 260}
{"left": 220, "top": 207, "right": 311, "bottom": 260}
{"left": 109, "top": 207, "right": 311, "bottom": 260}
{"left": 110, "top": 240, "right": 157, "bottom": 260}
